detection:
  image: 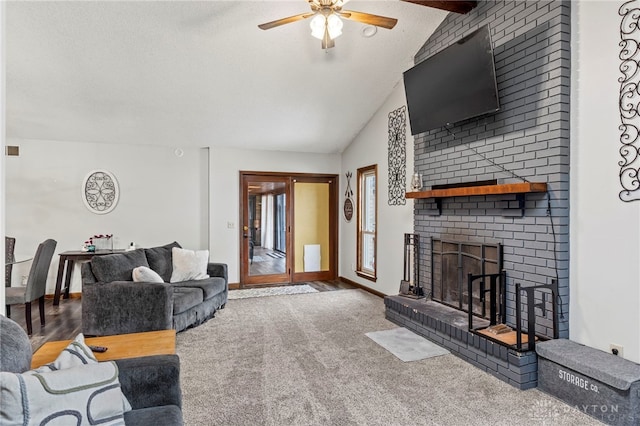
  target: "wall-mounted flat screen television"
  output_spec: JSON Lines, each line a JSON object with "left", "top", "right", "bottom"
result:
{"left": 403, "top": 25, "right": 500, "bottom": 135}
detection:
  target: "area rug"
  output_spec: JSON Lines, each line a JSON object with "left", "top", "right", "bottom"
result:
{"left": 365, "top": 327, "right": 449, "bottom": 362}
{"left": 227, "top": 284, "right": 318, "bottom": 300}
{"left": 176, "top": 289, "right": 599, "bottom": 426}
{"left": 265, "top": 251, "right": 286, "bottom": 259}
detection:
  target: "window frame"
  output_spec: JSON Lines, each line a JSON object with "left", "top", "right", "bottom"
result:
{"left": 356, "top": 164, "right": 377, "bottom": 282}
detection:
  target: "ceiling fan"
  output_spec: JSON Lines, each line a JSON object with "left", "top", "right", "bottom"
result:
{"left": 258, "top": 0, "right": 398, "bottom": 50}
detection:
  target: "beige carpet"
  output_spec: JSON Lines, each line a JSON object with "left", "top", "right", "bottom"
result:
{"left": 176, "top": 289, "right": 602, "bottom": 425}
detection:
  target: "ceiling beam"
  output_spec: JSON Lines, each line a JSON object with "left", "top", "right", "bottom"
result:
{"left": 401, "top": 1, "right": 478, "bottom": 15}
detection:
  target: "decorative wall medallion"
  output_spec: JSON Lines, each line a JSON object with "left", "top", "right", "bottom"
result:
{"left": 619, "top": 1, "right": 640, "bottom": 201}
{"left": 388, "top": 106, "right": 407, "bottom": 205}
{"left": 82, "top": 170, "right": 119, "bottom": 214}
{"left": 344, "top": 171, "right": 354, "bottom": 222}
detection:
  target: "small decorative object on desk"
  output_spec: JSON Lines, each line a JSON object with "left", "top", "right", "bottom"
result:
{"left": 93, "top": 234, "right": 113, "bottom": 251}
{"left": 83, "top": 234, "right": 113, "bottom": 252}
{"left": 83, "top": 241, "right": 96, "bottom": 253}
{"left": 410, "top": 172, "right": 423, "bottom": 191}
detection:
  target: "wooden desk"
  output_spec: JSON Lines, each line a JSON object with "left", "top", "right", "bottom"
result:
{"left": 31, "top": 329, "right": 176, "bottom": 369}
{"left": 53, "top": 249, "right": 124, "bottom": 305}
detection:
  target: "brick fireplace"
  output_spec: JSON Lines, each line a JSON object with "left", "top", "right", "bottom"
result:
{"left": 385, "top": 0, "right": 571, "bottom": 390}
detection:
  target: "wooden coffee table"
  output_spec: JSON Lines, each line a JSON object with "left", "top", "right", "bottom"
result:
{"left": 31, "top": 329, "right": 176, "bottom": 369}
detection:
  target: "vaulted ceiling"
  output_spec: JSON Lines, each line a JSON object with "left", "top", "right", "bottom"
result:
{"left": 5, "top": 1, "right": 449, "bottom": 154}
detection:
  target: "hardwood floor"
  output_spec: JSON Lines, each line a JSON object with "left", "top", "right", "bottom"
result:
{"left": 249, "top": 247, "right": 286, "bottom": 275}
{"left": 6, "top": 280, "right": 356, "bottom": 353}
{"left": 7, "top": 297, "right": 83, "bottom": 353}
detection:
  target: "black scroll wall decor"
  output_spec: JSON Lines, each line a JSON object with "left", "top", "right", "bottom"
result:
{"left": 388, "top": 106, "right": 407, "bottom": 206}
{"left": 620, "top": 1, "right": 640, "bottom": 201}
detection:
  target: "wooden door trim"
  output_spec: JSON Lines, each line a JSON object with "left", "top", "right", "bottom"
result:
{"left": 239, "top": 171, "right": 339, "bottom": 286}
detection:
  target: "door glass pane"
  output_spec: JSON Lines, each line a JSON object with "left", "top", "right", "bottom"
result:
{"left": 294, "top": 182, "right": 330, "bottom": 273}
{"left": 275, "top": 194, "right": 286, "bottom": 252}
{"left": 248, "top": 181, "right": 287, "bottom": 277}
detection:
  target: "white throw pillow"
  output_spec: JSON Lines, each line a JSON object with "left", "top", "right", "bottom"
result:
{"left": 132, "top": 266, "right": 164, "bottom": 283}
{"left": 32, "top": 333, "right": 98, "bottom": 373}
{"left": 1, "top": 362, "right": 127, "bottom": 425}
{"left": 170, "top": 247, "right": 209, "bottom": 282}
{"left": 30, "top": 333, "right": 132, "bottom": 413}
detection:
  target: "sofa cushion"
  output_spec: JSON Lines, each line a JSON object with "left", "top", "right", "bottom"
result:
{"left": 173, "top": 277, "right": 226, "bottom": 301}
{"left": 133, "top": 266, "right": 164, "bottom": 283}
{"left": 1, "top": 361, "right": 127, "bottom": 425}
{"left": 170, "top": 247, "right": 209, "bottom": 283}
{"left": 91, "top": 249, "right": 149, "bottom": 283}
{"left": 172, "top": 287, "right": 204, "bottom": 314}
{"left": 145, "top": 242, "right": 182, "bottom": 283}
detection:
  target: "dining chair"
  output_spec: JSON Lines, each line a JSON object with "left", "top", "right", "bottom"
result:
{"left": 5, "top": 236, "right": 16, "bottom": 287}
{"left": 5, "top": 239, "right": 57, "bottom": 335}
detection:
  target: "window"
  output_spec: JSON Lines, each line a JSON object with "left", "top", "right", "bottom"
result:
{"left": 357, "top": 165, "right": 377, "bottom": 281}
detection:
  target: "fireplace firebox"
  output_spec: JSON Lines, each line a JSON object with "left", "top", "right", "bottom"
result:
{"left": 431, "top": 239, "right": 503, "bottom": 321}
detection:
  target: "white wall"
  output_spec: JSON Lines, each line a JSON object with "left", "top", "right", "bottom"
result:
{"left": 5, "top": 139, "right": 208, "bottom": 294}
{"left": 571, "top": 0, "right": 640, "bottom": 362}
{"left": 340, "top": 81, "right": 414, "bottom": 295}
{"left": 1, "top": 1, "right": 6, "bottom": 313}
{"left": 208, "top": 147, "right": 341, "bottom": 283}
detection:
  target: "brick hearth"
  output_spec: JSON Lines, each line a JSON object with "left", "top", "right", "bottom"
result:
{"left": 385, "top": 295, "right": 538, "bottom": 390}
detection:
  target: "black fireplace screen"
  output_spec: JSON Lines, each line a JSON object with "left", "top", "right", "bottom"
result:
{"left": 431, "top": 239, "right": 502, "bottom": 318}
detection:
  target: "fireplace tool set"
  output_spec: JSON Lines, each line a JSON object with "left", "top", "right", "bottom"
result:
{"left": 399, "top": 233, "right": 424, "bottom": 299}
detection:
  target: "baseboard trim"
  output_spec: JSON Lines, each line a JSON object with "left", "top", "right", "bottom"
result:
{"left": 339, "top": 276, "right": 385, "bottom": 298}
{"left": 228, "top": 282, "right": 240, "bottom": 290}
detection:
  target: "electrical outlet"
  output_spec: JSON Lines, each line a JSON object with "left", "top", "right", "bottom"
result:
{"left": 21, "top": 276, "right": 28, "bottom": 286}
{"left": 227, "top": 222, "right": 235, "bottom": 229}
{"left": 610, "top": 344, "right": 624, "bottom": 358}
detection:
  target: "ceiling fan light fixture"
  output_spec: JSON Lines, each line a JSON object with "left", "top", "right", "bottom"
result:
{"left": 258, "top": 1, "right": 397, "bottom": 49}
{"left": 310, "top": 14, "right": 326, "bottom": 40}
{"left": 326, "top": 13, "right": 343, "bottom": 39}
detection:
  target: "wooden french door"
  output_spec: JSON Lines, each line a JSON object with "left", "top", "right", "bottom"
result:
{"left": 239, "top": 172, "right": 338, "bottom": 287}
{"left": 241, "top": 174, "right": 291, "bottom": 285}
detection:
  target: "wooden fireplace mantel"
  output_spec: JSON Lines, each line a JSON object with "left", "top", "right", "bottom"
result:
{"left": 405, "top": 182, "right": 548, "bottom": 216}
{"left": 406, "top": 182, "right": 547, "bottom": 199}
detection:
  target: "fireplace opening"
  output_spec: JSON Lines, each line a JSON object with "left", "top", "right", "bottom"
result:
{"left": 431, "top": 239, "right": 503, "bottom": 321}
{"left": 430, "top": 238, "right": 559, "bottom": 351}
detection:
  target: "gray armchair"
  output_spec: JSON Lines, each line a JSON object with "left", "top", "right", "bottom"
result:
{"left": 0, "top": 315, "right": 184, "bottom": 425}
{"left": 6, "top": 238, "right": 56, "bottom": 335}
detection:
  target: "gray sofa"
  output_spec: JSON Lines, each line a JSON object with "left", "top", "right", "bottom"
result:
{"left": 82, "top": 242, "right": 227, "bottom": 336}
{"left": 0, "top": 315, "right": 183, "bottom": 425}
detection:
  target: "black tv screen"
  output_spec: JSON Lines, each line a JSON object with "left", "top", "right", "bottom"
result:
{"left": 403, "top": 25, "right": 500, "bottom": 135}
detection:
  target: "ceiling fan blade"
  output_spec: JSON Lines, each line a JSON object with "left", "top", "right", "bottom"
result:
{"left": 258, "top": 12, "right": 314, "bottom": 30}
{"left": 340, "top": 10, "right": 397, "bottom": 29}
